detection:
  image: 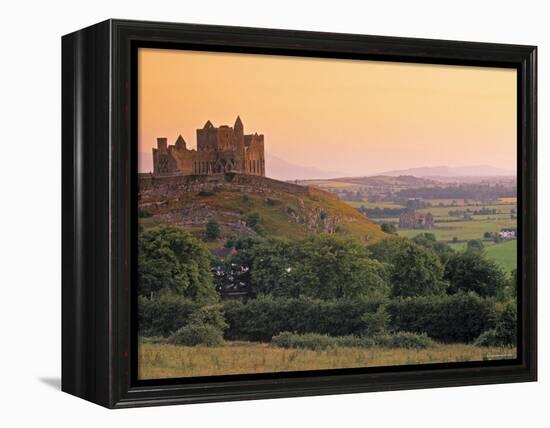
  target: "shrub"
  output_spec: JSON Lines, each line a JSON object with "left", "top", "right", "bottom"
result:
{"left": 189, "top": 304, "right": 228, "bottom": 332}
{"left": 381, "top": 223, "right": 397, "bottom": 234}
{"left": 272, "top": 332, "right": 374, "bottom": 350}
{"left": 360, "top": 305, "right": 390, "bottom": 337}
{"left": 387, "top": 293, "right": 498, "bottom": 343}
{"left": 138, "top": 294, "right": 199, "bottom": 337}
{"left": 272, "top": 332, "right": 337, "bottom": 350}
{"left": 205, "top": 220, "right": 220, "bottom": 240}
{"left": 495, "top": 301, "right": 517, "bottom": 345}
{"left": 474, "top": 329, "right": 502, "bottom": 346}
{"left": 467, "top": 239, "right": 484, "bottom": 252}
{"left": 169, "top": 323, "right": 224, "bottom": 347}
{"left": 223, "top": 296, "right": 386, "bottom": 342}
{"left": 476, "top": 301, "right": 517, "bottom": 347}
{"left": 138, "top": 208, "right": 152, "bottom": 218}
{"left": 271, "top": 331, "right": 435, "bottom": 350}
{"left": 139, "top": 297, "right": 228, "bottom": 338}
{"left": 245, "top": 212, "right": 261, "bottom": 228}
{"left": 374, "top": 332, "right": 436, "bottom": 349}
{"left": 266, "top": 198, "right": 282, "bottom": 206}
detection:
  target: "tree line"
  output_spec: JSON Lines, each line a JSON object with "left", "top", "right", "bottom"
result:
{"left": 138, "top": 226, "right": 517, "bottom": 349}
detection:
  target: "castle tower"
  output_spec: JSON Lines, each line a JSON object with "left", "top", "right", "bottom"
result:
{"left": 174, "top": 135, "right": 186, "bottom": 150}
{"left": 157, "top": 137, "right": 168, "bottom": 153}
{"left": 233, "top": 116, "right": 245, "bottom": 172}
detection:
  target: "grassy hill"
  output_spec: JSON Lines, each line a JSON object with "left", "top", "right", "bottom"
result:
{"left": 138, "top": 173, "right": 387, "bottom": 253}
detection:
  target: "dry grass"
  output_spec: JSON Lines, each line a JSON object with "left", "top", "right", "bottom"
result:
{"left": 138, "top": 340, "right": 516, "bottom": 380}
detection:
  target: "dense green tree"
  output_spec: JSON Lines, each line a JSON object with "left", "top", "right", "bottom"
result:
{"left": 411, "top": 233, "right": 455, "bottom": 264}
{"left": 444, "top": 250, "right": 507, "bottom": 297}
{"left": 509, "top": 269, "right": 518, "bottom": 298}
{"left": 367, "top": 237, "right": 402, "bottom": 262}
{"left": 474, "top": 300, "right": 517, "bottom": 346}
{"left": 251, "top": 235, "right": 389, "bottom": 300}
{"left": 213, "top": 237, "right": 265, "bottom": 294}
{"left": 205, "top": 220, "right": 220, "bottom": 240}
{"left": 381, "top": 223, "right": 397, "bottom": 234}
{"left": 369, "top": 237, "right": 447, "bottom": 297}
{"left": 138, "top": 226, "right": 217, "bottom": 303}
{"left": 467, "top": 239, "right": 484, "bottom": 252}
{"left": 495, "top": 301, "right": 517, "bottom": 345}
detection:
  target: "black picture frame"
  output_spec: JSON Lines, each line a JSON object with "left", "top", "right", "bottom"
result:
{"left": 62, "top": 19, "right": 537, "bottom": 408}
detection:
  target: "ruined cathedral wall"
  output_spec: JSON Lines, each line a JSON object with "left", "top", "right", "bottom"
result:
{"left": 169, "top": 147, "right": 196, "bottom": 175}
{"left": 244, "top": 135, "right": 265, "bottom": 176}
{"left": 196, "top": 128, "right": 219, "bottom": 151}
{"left": 171, "top": 146, "right": 217, "bottom": 175}
{"left": 153, "top": 146, "right": 179, "bottom": 175}
{"left": 216, "top": 127, "right": 235, "bottom": 150}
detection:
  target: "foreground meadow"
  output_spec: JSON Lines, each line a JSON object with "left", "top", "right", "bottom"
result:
{"left": 138, "top": 340, "right": 516, "bottom": 379}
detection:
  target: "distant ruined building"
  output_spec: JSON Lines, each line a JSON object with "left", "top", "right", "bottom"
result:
{"left": 399, "top": 209, "right": 434, "bottom": 229}
{"left": 152, "top": 116, "right": 265, "bottom": 177}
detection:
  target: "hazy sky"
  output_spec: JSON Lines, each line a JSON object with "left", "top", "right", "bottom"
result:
{"left": 138, "top": 48, "right": 516, "bottom": 176}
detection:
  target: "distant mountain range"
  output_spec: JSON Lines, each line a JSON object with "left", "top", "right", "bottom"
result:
{"left": 266, "top": 153, "right": 346, "bottom": 181}
{"left": 140, "top": 150, "right": 514, "bottom": 181}
{"left": 372, "top": 165, "right": 515, "bottom": 178}
{"left": 139, "top": 151, "right": 154, "bottom": 173}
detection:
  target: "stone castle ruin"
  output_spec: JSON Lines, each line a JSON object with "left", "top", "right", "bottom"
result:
{"left": 152, "top": 116, "right": 265, "bottom": 177}
{"left": 399, "top": 209, "right": 434, "bottom": 229}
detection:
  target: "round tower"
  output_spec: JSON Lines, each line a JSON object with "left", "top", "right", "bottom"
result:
{"left": 233, "top": 115, "right": 245, "bottom": 172}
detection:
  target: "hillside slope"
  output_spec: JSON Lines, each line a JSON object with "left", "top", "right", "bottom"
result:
{"left": 138, "top": 173, "right": 387, "bottom": 253}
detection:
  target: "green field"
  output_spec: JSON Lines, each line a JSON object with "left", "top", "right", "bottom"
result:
{"left": 397, "top": 218, "right": 516, "bottom": 241}
{"left": 447, "top": 240, "right": 517, "bottom": 272}
{"left": 349, "top": 197, "right": 517, "bottom": 272}
{"left": 139, "top": 341, "right": 516, "bottom": 379}
{"left": 485, "top": 240, "right": 517, "bottom": 272}
{"left": 416, "top": 204, "right": 515, "bottom": 218}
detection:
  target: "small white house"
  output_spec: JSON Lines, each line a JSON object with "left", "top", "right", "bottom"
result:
{"left": 499, "top": 228, "right": 516, "bottom": 239}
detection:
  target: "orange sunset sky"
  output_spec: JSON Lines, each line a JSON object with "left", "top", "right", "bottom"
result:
{"left": 138, "top": 48, "right": 517, "bottom": 179}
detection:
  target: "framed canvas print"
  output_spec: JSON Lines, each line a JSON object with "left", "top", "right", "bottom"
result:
{"left": 62, "top": 19, "right": 537, "bottom": 408}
